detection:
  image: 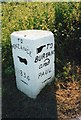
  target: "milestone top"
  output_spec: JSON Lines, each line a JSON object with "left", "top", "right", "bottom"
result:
{"left": 11, "top": 30, "right": 53, "bottom": 40}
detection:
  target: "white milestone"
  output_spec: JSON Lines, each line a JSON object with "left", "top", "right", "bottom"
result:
{"left": 11, "top": 30, "right": 55, "bottom": 99}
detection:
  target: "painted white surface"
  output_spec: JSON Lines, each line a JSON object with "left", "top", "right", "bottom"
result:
{"left": 11, "top": 30, "right": 55, "bottom": 99}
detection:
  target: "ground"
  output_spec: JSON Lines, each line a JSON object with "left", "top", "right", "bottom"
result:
{"left": 2, "top": 75, "right": 81, "bottom": 119}
{"left": 2, "top": 75, "right": 57, "bottom": 119}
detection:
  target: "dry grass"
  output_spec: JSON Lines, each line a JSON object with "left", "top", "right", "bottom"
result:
{"left": 56, "top": 81, "right": 81, "bottom": 120}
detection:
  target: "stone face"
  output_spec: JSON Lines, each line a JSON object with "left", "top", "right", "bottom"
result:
{"left": 11, "top": 30, "right": 55, "bottom": 99}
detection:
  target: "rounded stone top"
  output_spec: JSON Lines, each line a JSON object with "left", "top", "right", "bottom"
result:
{"left": 11, "top": 30, "right": 53, "bottom": 40}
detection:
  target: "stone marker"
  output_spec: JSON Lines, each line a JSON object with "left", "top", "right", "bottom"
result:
{"left": 11, "top": 30, "right": 55, "bottom": 99}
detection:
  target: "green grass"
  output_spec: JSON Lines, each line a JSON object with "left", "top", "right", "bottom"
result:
{"left": 1, "top": 2, "right": 81, "bottom": 77}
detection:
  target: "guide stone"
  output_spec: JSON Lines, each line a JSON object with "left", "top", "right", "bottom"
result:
{"left": 11, "top": 30, "right": 55, "bottom": 99}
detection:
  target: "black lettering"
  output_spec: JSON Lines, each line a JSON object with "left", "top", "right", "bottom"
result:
{"left": 34, "top": 56, "right": 38, "bottom": 63}
{"left": 51, "top": 50, "right": 54, "bottom": 55}
{"left": 34, "top": 53, "right": 45, "bottom": 63}
{"left": 19, "top": 70, "right": 30, "bottom": 81}
{"left": 42, "top": 72, "right": 44, "bottom": 76}
{"left": 21, "top": 39, "right": 23, "bottom": 44}
{"left": 12, "top": 44, "right": 19, "bottom": 49}
{"left": 24, "top": 35, "right": 27, "bottom": 37}
{"left": 47, "top": 43, "right": 50, "bottom": 49}
{"left": 18, "top": 38, "right": 23, "bottom": 44}
{"left": 27, "top": 76, "right": 30, "bottom": 81}
{"left": 42, "top": 53, "right": 45, "bottom": 59}
{"left": 35, "top": 50, "right": 54, "bottom": 63}
{"left": 16, "top": 44, "right": 19, "bottom": 49}
{"left": 12, "top": 43, "right": 32, "bottom": 57}
{"left": 46, "top": 52, "right": 50, "bottom": 57}
{"left": 26, "top": 49, "right": 32, "bottom": 57}
{"left": 38, "top": 73, "right": 41, "bottom": 79}
{"left": 18, "top": 38, "right": 20, "bottom": 42}
{"left": 20, "top": 45, "right": 23, "bottom": 49}
{"left": 38, "top": 68, "right": 52, "bottom": 79}
{"left": 20, "top": 70, "right": 23, "bottom": 76}
{"left": 47, "top": 43, "right": 53, "bottom": 49}
{"left": 39, "top": 64, "right": 42, "bottom": 69}
{"left": 24, "top": 72, "right": 26, "bottom": 78}
{"left": 39, "top": 56, "right": 41, "bottom": 61}
{"left": 50, "top": 43, "right": 53, "bottom": 48}
{"left": 45, "top": 70, "right": 48, "bottom": 74}
{"left": 49, "top": 69, "right": 51, "bottom": 73}
{"left": 39, "top": 58, "right": 50, "bottom": 69}
{"left": 44, "top": 58, "right": 50, "bottom": 66}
